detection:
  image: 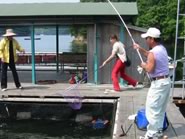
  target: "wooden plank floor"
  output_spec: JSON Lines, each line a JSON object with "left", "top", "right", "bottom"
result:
{"left": 114, "top": 96, "right": 136, "bottom": 139}
{"left": 171, "top": 88, "right": 185, "bottom": 99}
{"left": 0, "top": 83, "right": 185, "bottom": 139}
{"left": 167, "top": 103, "right": 185, "bottom": 139}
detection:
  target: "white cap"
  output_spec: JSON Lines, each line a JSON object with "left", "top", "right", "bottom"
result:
{"left": 141, "top": 27, "right": 161, "bottom": 38}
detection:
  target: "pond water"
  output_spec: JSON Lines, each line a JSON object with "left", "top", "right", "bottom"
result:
{"left": 0, "top": 120, "right": 111, "bottom": 139}
{"left": 0, "top": 102, "right": 115, "bottom": 139}
{"left": 14, "top": 35, "right": 74, "bottom": 53}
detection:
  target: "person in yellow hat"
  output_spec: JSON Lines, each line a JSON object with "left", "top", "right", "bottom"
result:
{"left": 0, "top": 29, "right": 25, "bottom": 91}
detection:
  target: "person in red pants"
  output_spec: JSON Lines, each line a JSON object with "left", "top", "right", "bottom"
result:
{"left": 100, "top": 34, "right": 138, "bottom": 91}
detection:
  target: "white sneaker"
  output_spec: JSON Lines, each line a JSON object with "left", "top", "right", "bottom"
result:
{"left": 139, "top": 136, "right": 153, "bottom": 139}
{"left": 1, "top": 88, "right": 7, "bottom": 91}
{"left": 153, "top": 131, "right": 164, "bottom": 138}
{"left": 17, "top": 86, "right": 23, "bottom": 89}
{"left": 104, "top": 89, "right": 120, "bottom": 93}
{"left": 134, "top": 82, "right": 144, "bottom": 88}
{"left": 139, "top": 135, "right": 164, "bottom": 139}
{"left": 104, "top": 89, "right": 109, "bottom": 94}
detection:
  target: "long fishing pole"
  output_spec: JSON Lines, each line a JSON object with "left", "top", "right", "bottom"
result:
{"left": 107, "top": 0, "right": 151, "bottom": 81}
{"left": 107, "top": 0, "right": 142, "bottom": 60}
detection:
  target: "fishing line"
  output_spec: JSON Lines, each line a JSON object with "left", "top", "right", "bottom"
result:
{"left": 56, "top": 67, "right": 102, "bottom": 110}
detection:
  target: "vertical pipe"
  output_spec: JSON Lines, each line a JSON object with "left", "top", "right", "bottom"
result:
{"left": 119, "top": 25, "right": 127, "bottom": 86}
{"left": 183, "top": 20, "right": 185, "bottom": 99}
{"left": 183, "top": 34, "right": 185, "bottom": 99}
{"left": 56, "top": 25, "right": 59, "bottom": 72}
{"left": 171, "top": 0, "right": 180, "bottom": 99}
{"left": 31, "top": 25, "right": 36, "bottom": 84}
{"left": 94, "top": 24, "right": 99, "bottom": 84}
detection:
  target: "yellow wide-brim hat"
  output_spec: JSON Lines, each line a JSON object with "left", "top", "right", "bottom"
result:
{"left": 3, "top": 29, "right": 16, "bottom": 37}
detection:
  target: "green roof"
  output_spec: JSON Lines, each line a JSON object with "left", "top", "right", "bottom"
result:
{"left": 0, "top": 2, "right": 138, "bottom": 16}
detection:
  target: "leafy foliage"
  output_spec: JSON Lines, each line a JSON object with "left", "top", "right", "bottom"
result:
{"left": 70, "top": 25, "right": 87, "bottom": 53}
{"left": 70, "top": 40, "right": 87, "bottom": 53}
{"left": 70, "top": 25, "right": 87, "bottom": 39}
{"left": 81, "top": 0, "right": 135, "bottom": 2}
{"left": 134, "top": 0, "right": 185, "bottom": 80}
{"left": 135, "top": 0, "right": 185, "bottom": 43}
{"left": 81, "top": 0, "right": 185, "bottom": 43}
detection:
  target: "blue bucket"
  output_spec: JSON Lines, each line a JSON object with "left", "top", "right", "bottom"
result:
{"left": 135, "top": 108, "right": 169, "bottom": 131}
{"left": 163, "top": 113, "right": 168, "bottom": 130}
{"left": 135, "top": 108, "right": 149, "bottom": 130}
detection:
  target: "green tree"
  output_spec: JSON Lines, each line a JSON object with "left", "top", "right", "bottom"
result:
{"left": 135, "top": 0, "right": 185, "bottom": 80}
{"left": 70, "top": 25, "right": 87, "bottom": 53}
{"left": 81, "top": 0, "right": 185, "bottom": 43}
{"left": 81, "top": 0, "right": 136, "bottom": 2}
{"left": 70, "top": 25, "right": 87, "bottom": 39}
{"left": 135, "top": 0, "right": 185, "bottom": 43}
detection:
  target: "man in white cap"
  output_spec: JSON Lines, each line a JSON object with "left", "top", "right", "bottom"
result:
{"left": 0, "top": 29, "right": 25, "bottom": 91}
{"left": 133, "top": 28, "right": 171, "bottom": 139}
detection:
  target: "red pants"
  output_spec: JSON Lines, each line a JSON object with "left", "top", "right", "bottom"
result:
{"left": 112, "top": 59, "right": 137, "bottom": 91}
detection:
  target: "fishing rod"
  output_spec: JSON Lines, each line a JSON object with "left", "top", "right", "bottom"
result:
{"left": 107, "top": 0, "right": 151, "bottom": 81}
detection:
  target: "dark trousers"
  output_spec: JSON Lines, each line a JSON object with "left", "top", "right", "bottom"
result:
{"left": 1, "top": 62, "right": 21, "bottom": 89}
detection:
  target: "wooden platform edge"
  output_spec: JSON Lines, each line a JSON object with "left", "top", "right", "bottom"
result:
{"left": 167, "top": 103, "right": 185, "bottom": 139}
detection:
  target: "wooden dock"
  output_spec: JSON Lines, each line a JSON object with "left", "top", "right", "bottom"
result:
{"left": 0, "top": 83, "right": 185, "bottom": 139}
